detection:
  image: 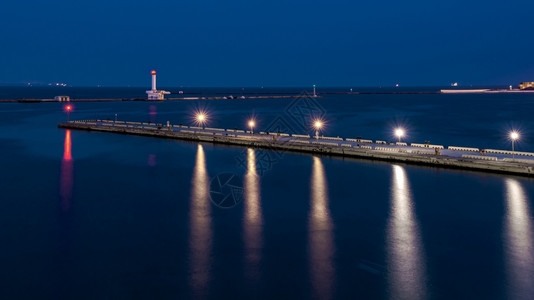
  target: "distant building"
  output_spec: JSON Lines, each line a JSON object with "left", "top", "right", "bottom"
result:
{"left": 519, "top": 82, "right": 534, "bottom": 90}
{"left": 55, "top": 96, "right": 70, "bottom": 102}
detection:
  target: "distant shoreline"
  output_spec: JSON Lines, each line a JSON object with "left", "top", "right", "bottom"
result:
{"left": 0, "top": 94, "right": 318, "bottom": 103}
{"left": 1, "top": 89, "right": 533, "bottom": 103}
{"left": 441, "top": 89, "right": 534, "bottom": 94}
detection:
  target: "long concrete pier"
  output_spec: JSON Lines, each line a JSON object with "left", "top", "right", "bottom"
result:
{"left": 58, "top": 120, "right": 534, "bottom": 177}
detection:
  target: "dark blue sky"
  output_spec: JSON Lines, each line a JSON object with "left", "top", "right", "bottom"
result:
{"left": 1, "top": 0, "right": 533, "bottom": 87}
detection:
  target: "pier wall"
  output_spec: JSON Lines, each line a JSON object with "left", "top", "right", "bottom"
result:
{"left": 58, "top": 121, "right": 534, "bottom": 177}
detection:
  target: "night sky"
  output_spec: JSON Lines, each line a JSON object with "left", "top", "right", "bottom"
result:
{"left": 1, "top": 0, "right": 533, "bottom": 87}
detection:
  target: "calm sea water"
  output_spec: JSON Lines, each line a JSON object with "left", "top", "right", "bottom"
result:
{"left": 0, "top": 87, "right": 533, "bottom": 299}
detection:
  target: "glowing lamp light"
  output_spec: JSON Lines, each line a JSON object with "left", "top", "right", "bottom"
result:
{"left": 510, "top": 130, "right": 520, "bottom": 160}
{"left": 65, "top": 105, "right": 72, "bottom": 122}
{"left": 395, "top": 128, "right": 405, "bottom": 139}
{"left": 313, "top": 120, "right": 323, "bottom": 139}
{"left": 196, "top": 113, "right": 207, "bottom": 129}
{"left": 248, "top": 120, "right": 255, "bottom": 134}
{"left": 151, "top": 70, "right": 156, "bottom": 75}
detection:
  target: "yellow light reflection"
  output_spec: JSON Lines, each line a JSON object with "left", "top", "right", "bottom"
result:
{"left": 309, "top": 156, "right": 334, "bottom": 300}
{"left": 387, "top": 165, "right": 426, "bottom": 300}
{"left": 189, "top": 144, "right": 212, "bottom": 292}
{"left": 244, "top": 148, "right": 263, "bottom": 280}
{"left": 504, "top": 178, "right": 534, "bottom": 299}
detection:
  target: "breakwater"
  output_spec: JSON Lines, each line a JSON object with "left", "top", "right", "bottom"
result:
{"left": 58, "top": 120, "right": 534, "bottom": 177}
{"left": 0, "top": 94, "right": 312, "bottom": 103}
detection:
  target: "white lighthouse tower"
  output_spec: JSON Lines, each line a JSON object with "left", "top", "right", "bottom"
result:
{"left": 146, "top": 70, "right": 170, "bottom": 100}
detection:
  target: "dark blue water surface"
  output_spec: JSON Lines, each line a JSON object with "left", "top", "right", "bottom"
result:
{"left": 0, "top": 87, "right": 533, "bottom": 299}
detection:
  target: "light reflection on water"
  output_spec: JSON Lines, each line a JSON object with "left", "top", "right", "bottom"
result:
{"left": 4, "top": 92, "right": 534, "bottom": 299}
{"left": 243, "top": 148, "right": 263, "bottom": 281}
{"left": 387, "top": 165, "right": 426, "bottom": 300}
{"left": 309, "top": 156, "right": 335, "bottom": 300}
{"left": 59, "top": 129, "right": 73, "bottom": 211}
{"left": 189, "top": 144, "right": 212, "bottom": 295}
{"left": 504, "top": 178, "right": 534, "bottom": 300}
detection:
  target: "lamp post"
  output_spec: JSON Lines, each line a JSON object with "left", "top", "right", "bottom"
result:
{"left": 66, "top": 105, "right": 72, "bottom": 122}
{"left": 510, "top": 131, "right": 519, "bottom": 161}
{"left": 395, "top": 128, "right": 405, "bottom": 143}
{"left": 197, "top": 113, "right": 206, "bottom": 129}
{"left": 248, "top": 120, "right": 255, "bottom": 134}
{"left": 314, "top": 121, "right": 322, "bottom": 139}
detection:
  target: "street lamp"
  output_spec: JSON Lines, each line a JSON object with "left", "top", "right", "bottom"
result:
{"left": 248, "top": 120, "right": 255, "bottom": 134}
{"left": 395, "top": 128, "right": 405, "bottom": 143}
{"left": 314, "top": 120, "right": 322, "bottom": 139}
{"left": 196, "top": 113, "right": 206, "bottom": 129}
{"left": 510, "top": 131, "right": 519, "bottom": 160}
{"left": 65, "top": 105, "right": 72, "bottom": 122}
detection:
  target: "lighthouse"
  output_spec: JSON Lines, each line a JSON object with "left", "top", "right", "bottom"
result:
{"left": 151, "top": 70, "right": 157, "bottom": 91}
{"left": 146, "top": 70, "right": 170, "bottom": 100}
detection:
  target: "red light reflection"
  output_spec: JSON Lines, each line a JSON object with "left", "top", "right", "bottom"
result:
{"left": 60, "top": 130, "right": 74, "bottom": 211}
{"left": 147, "top": 154, "right": 156, "bottom": 167}
{"left": 63, "top": 130, "right": 72, "bottom": 161}
{"left": 149, "top": 105, "right": 157, "bottom": 123}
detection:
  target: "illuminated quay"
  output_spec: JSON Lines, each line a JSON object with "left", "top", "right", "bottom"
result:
{"left": 58, "top": 119, "right": 534, "bottom": 177}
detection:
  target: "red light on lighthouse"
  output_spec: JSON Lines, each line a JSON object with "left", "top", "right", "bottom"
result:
{"left": 151, "top": 70, "right": 156, "bottom": 75}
